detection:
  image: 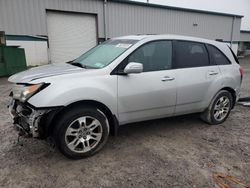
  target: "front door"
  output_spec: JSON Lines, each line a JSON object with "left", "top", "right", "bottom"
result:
{"left": 117, "top": 40, "right": 177, "bottom": 124}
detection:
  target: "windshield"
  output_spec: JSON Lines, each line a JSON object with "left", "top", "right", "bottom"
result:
{"left": 73, "top": 39, "right": 139, "bottom": 69}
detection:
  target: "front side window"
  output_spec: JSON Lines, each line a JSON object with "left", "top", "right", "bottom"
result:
{"left": 127, "top": 41, "right": 172, "bottom": 72}
{"left": 73, "top": 39, "right": 138, "bottom": 69}
{"left": 174, "top": 41, "right": 209, "bottom": 68}
{"left": 207, "top": 45, "right": 231, "bottom": 65}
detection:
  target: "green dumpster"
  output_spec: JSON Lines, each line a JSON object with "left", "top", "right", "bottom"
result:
{"left": 0, "top": 45, "right": 27, "bottom": 77}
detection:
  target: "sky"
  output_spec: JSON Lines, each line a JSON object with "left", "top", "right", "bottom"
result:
{"left": 133, "top": 0, "right": 250, "bottom": 31}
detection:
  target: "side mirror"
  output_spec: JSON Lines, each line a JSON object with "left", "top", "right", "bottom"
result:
{"left": 124, "top": 62, "right": 143, "bottom": 74}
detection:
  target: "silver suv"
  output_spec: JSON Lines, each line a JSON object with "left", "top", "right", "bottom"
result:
{"left": 8, "top": 35, "right": 243, "bottom": 159}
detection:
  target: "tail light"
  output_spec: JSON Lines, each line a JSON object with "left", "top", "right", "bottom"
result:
{"left": 239, "top": 66, "right": 243, "bottom": 81}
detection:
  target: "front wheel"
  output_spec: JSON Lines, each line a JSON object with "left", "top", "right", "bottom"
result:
{"left": 200, "top": 90, "right": 233, "bottom": 125}
{"left": 53, "top": 106, "right": 109, "bottom": 159}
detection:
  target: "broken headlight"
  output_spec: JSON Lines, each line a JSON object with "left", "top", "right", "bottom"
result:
{"left": 12, "top": 83, "right": 48, "bottom": 102}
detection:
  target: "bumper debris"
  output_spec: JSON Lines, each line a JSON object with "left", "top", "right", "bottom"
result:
{"left": 8, "top": 99, "right": 50, "bottom": 138}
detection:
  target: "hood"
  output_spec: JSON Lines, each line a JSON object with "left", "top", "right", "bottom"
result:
{"left": 8, "top": 63, "right": 84, "bottom": 83}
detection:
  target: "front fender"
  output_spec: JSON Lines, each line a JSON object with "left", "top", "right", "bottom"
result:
{"left": 28, "top": 76, "right": 118, "bottom": 116}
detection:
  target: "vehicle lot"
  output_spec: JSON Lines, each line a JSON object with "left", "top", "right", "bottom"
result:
{"left": 0, "top": 58, "right": 249, "bottom": 188}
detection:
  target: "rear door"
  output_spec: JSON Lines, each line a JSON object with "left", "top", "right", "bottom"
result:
{"left": 173, "top": 41, "right": 222, "bottom": 115}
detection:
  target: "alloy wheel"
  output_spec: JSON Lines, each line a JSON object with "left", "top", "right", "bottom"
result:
{"left": 213, "top": 96, "right": 230, "bottom": 122}
{"left": 65, "top": 116, "right": 103, "bottom": 153}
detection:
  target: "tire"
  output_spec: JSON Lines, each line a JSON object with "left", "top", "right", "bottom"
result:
{"left": 53, "top": 106, "right": 109, "bottom": 159}
{"left": 200, "top": 90, "right": 233, "bottom": 125}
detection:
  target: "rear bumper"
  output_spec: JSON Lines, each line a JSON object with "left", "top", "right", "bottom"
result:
{"left": 236, "top": 91, "right": 241, "bottom": 102}
{"left": 234, "top": 87, "right": 241, "bottom": 104}
{"left": 8, "top": 99, "right": 60, "bottom": 138}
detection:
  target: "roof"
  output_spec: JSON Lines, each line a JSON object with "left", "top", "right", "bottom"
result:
{"left": 241, "top": 30, "right": 250, "bottom": 33}
{"left": 109, "top": 0, "right": 244, "bottom": 18}
{"left": 6, "top": 35, "right": 48, "bottom": 41}
{"left": 114, "top": 34, "right": 223, "bottom": 45}
{"left": 114, "top": 35, "right": 148, "bottom": 40}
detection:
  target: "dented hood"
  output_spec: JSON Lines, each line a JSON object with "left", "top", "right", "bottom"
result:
{"left": 8, "top": 63, "right": 84, "bottom": 83}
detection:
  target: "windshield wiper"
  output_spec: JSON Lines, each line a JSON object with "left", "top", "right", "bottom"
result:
{"left": 70, "top": 62, "right": 97, "bottom": 69}
{"left": 70, "top": 62, "right": 85, "bottom": 68}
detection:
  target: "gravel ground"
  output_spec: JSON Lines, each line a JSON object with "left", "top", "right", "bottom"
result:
{"left": 0, "top": 58, "right": 250, "bottom": 188}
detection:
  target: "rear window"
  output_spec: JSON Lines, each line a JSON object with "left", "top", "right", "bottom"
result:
{"left": 207, "top": 45, "right": 231, "bottom": 65}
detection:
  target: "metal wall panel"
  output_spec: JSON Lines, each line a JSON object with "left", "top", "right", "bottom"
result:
{"left": 240, "top": 32, "right": 250, "bottom": 42}
{"left": 0, "top": 0, "right": 241, "bottom": 41}
{"left": 106, "top": 2, "right": 240, "bottom": 41}
{"left": 0, "top": 0, "right": 104, "bottom": 37}
{"left": 232, "top": 18, "right": 241, "bottom": 41}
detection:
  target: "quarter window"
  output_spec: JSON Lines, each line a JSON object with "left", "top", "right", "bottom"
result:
{"left": 207, "top": 45, "right": 231, "bottom": 65}
{"left": 127, "top": 41, "right": 172, "bottom": 72}
{"left": 174, "top": 41, "right": 209, "bottom": 68}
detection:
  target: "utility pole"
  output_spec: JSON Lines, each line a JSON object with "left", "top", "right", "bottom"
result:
{"left": 230, "top": 16, "right": 235, "bottom": 48}
{"left": 103, "top": 0, "right": 108, "bottom": 40}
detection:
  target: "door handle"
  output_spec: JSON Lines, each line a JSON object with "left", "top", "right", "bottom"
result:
{"left": 161, "top": 76, "right": 175, "bottom": 81}
{"left": 208, "top": 71, "right": 218, "bottom": 76}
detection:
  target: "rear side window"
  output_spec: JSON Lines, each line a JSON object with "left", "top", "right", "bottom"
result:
{"left": 207, "top": 45, "right": 231, "bottom": 65}
{"left": 174, "top": 41, "right": 209, "bottom": 68}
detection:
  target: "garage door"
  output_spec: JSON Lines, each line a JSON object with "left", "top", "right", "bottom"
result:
{"left": 47, "top": 11, "right": 97, "bottom": 64}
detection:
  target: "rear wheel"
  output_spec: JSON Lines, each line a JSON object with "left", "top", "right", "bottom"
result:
{"left": 53, "top": 106, "right": 109, "bottom": 159}
{"left": 201, "top": 90, "right": 233, "bottom": 125}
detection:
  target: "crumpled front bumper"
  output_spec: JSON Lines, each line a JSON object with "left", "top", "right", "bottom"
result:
{"left": 8, "top": 99, "right": 52, "bottom": 138}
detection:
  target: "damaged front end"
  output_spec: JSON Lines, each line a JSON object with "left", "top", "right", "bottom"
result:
{"left": 8, "top": 99, "right": 60, "bottom": 138}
